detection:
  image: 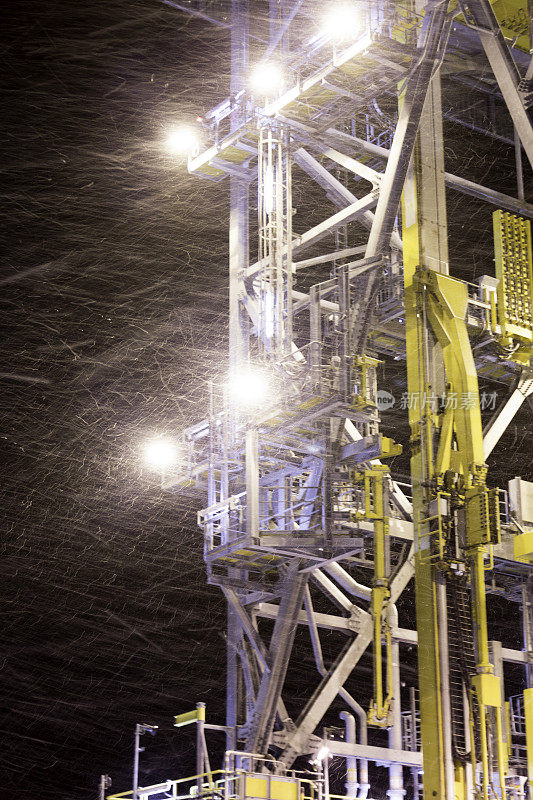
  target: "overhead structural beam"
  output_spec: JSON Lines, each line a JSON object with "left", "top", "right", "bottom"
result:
{"left": 312, "top": 144, "right": 381, "bottom": 186}
{"left": 294, "top": 148, "right": 360, "bottom": 206}
{"left": 293, "top": 148, "right": 403, "bottom": 251}
{"left": 254, "top": 601, "right": 531, "bottom": 668}
{"left": 327, "top": 740, "right": 423, "bottom": 768}
{"left": 463, "top": 0, "right": 533, "bottom": 170}
{"left": 294, "top": 245, "right": 367, "bottom": 270}
{"left": 322, "top": 127, "right": 533, "bottom": 219}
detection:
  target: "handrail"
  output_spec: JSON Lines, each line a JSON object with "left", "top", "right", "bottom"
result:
{"left": 107, "top": 770, "right": 225, "bottom": 800}
{"left": 107, "top": 756, "right": 321, "bottom": 800}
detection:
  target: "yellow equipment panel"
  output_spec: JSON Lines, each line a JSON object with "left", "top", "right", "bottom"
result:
{"left": 243, "top": 775, "right": 299, "bottom": 800}
{"left": 245, "top": 777, "right": 269, "bottom": 798}
{"left": 513, "top": 530, "right": 533, "bottom": 563}
{"left": 472, "top": 673, "right": 502, "bottom": 707}
{"left": 270, "top": 779, "right": 298, "bottom": 800}
{"left": 494, "top": 210, "right": 533, "bottom": 345}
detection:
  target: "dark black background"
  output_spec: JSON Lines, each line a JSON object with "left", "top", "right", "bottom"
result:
{"left": 2, "top": 3, "right": 533, "bottom": 799}
{"left": 3, "top": 2, "right": 232, "bottom": 795}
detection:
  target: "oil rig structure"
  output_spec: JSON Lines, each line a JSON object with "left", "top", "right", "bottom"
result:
{"left": 108, "top": 3, "right": 533, "bottom": 800}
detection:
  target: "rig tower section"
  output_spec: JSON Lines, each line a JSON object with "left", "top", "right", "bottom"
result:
{"left": 141, "top": 3, "right": 533, "bottom": 800}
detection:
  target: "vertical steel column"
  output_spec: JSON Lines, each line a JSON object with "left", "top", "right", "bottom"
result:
{"left": 365, "top": 3, "right": 449, "bottom": 259}
{"left": 402, "top": 67, "right": 458, "bottom": 800}
{"left": 257, "top": 125, "right": 293, "bottom": 358}
{"left": 227, "top": 0, "right": 249, "bottom": 748}
{"left": 523, "top": 577, "right": 533, "bottom": 689}
{"left": 229, "top": 0, "right": 249, "bottom": 373}
{"left": 246, "top": 427, "right": 259, "bottom": 540}
{"left": 196, "top": 701, "right": 206, "bottom": 791}
{"left": 132, "top": 726, "right": 141, "bottom": 800}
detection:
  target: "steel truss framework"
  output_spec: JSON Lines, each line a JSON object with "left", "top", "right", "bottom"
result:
{"left": 157, "top": 3, "right": 533, "bottom": 800}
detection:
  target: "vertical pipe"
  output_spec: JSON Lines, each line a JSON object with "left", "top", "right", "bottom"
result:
{"left": 472, "top": 549, "right": 491, "bottom": 671}
{"left": 514, "top": 127, "right": 525, "bottom": 201}
{"left": 197, "top": 702, "right": 206, "bottom": 792}
{"left": 324, "top": 749, "right": 330, "bottom": 800}
{"left": 246, "top": 428, "right": 259, "bottom": 539}
{"left": 388, "top": 607, "right": 405, "bottom": 800}
{"left": 435, "top": 575, "right": 456, "bottom": 800}
{"left": 410, "top": 687, "right": 420, "bottom": 800}
{"left": 132, "top": 726, "right": 140, "bottom": 800}
{"left": 339, "top": 712, "right": 358, "bottom": 800}
{"left": 524, "top": 689, "right": 533, "bottom": 799}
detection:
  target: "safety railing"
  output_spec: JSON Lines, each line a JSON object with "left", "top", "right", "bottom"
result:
{"left": 509, "top": 694, "right": 526, "bottom": 737}
{"left": 107, "top": 770, "right": 226, "bottom": 800}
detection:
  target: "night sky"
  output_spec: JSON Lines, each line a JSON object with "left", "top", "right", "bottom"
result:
{"left": 2, "top": 3, "right": 533, "bottom": 799}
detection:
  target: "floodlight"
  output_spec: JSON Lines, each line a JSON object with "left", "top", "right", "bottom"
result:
{"left": 166, "top": 126, "right": 199, "bottom": 156}
{"left": 315, "top": 745, "right": 330, "bottom": 761}
{"left": 250, "top": 63, "right": 283, "bottom": 96}
{"left": 139, "top": 723, "right": 158, "bottom": 735}
{"left": 144, "top": 438, "right": 178, "bottom": 470}
{"left": 321, "top": 4, "right": 362, "bottom": 41}
{"left": 228, "top": 370, "right": 269, "bottom": 407}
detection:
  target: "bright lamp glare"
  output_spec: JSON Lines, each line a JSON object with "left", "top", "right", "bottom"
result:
{"left": 144, "top": 438, "right": 178, "bottom": 470}
{"left": 229, "top": 370, "right": 269, "bottom": 407}
{"left": 316, "top": 745, "right": 330, "bottom": 761}
{"left": 166, "top": 127, "right": 198, "bottom": 156}
{"left": 250, "top": 63, "right": 283, "bottom": 96}
{"left": 322, "top": 5, "right": 362, "bottom": 41}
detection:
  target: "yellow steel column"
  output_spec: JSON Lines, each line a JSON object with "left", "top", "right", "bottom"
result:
{"left": 402, "top": 69, "right": 455, "bottom": 800}
{"left": 403, "top": 72, "right": 509, "bottom": 800}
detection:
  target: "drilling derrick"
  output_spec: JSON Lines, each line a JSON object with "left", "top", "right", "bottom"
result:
{"left": 108, "top": 3, "right": 533, "bottom": 800}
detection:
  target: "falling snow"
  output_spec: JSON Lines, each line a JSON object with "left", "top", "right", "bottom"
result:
{"left": 2, "top": 2, "right": 532, "bottom": 799}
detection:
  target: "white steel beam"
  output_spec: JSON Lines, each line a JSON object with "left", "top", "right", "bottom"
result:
{"left": 256, "top": 602, "right": 351, "bottom": 632}
{"left": 483, "top": 372, "right": 533, "bottom": 459}
{"left": 244, "top": 191, "right": 378, "bottom": 280}
{"left": 293, "top": 246, "right": 367, "bottom": 270}
{"left": 245, "top": 565, "right": 308, "bottom": 754}
{"left": 316, "top": 145, "right": 381, "bottom": 186}
{"left": 293, "top": 192, "right": 379, "bottom": 253}
{"left": 327, "top": 740, "right": 423, "bottom": 768}
{"left": 323, "top": 127, "right": 533, "bottom": 218}
{"left": 294, "top": 148, "right": 359, "bottom": 206}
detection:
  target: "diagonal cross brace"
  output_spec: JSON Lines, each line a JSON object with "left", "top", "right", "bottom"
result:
{"left": 278, "top": 549, "right": 415, "bottom": 767}
{"left": 463, "top": 0, "right": 533, "bottom": 170}
{"left": 245, "top": 563, "right": 309, "bottom": 755}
